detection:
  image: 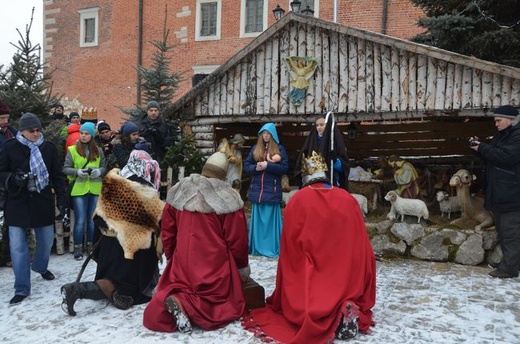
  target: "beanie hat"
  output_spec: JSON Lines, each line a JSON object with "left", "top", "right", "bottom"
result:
{"left": 97, "top": 121, "right": 111, "bottom": 132}
{"left": 0, "top": 99, "right": 10, "bottom": 115}
{"left": 146, "top": 101, "right": 161, "bottom": 111}
{"left": 120, "top": 121, "right": 139, "bottom": 137}
{"left": 18, "top": 112, "right": 42, "bottom": 131}
{"left": 69, "top": 111, "right": 81, "bottom": 120}
{"left": 492, "top": 105, "right": 519, "bottom": 119}
{"left": 258, "top": 122, "right": 280, "bottom": 144}
{"left": 80, "top": 122, "right": 96, "bottom": 137}
{"left": 201, "top": 152, "right": 229, "bottom": 180}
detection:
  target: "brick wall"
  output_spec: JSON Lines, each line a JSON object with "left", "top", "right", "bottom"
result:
{"left": 44, "top": 0, "right": 424, "bottom": 127}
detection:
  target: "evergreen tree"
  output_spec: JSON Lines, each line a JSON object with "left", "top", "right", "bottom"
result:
{"left": 163, "top": 133, "right": 205, "bottom": 184}
{"left": 120, "top": 7, "right": 183, "bottom": 121}
{"left": 0, "top": 7, "right": 61, "bottom": 124}
{"left": 410, "top": 0, "right": 520, "bottom": 67}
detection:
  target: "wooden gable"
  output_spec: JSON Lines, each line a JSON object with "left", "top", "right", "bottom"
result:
{"left": 166, "top": 12, "right": 520, "bottom": 162}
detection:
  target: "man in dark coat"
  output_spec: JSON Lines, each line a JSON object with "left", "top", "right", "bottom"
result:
{"left": 0, "top": 113, "right": 67, "bottom": 305}
{"left": 470, "top": 105, "right": 520, "bottom": 279}
{"left": 136, "top": 101, "right": 177, "bottom": 165}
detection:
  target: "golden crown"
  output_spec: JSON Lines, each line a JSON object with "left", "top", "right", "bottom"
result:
{"left": 302, "top": 151, "right": 328, "bottom": 177}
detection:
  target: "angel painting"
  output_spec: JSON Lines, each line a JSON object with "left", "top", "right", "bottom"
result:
{"left": 286, "top": 56, "right": 318, "bottom": 106}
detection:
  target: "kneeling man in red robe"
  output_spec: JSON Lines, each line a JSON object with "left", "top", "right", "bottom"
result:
{"left": 243, "top": 151, "right": 376, "bottom": 343}
{"left": 143, "top": 151, "right": 250, "bottom": 333}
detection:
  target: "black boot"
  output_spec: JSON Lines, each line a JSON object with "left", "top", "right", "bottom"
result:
{"left": 61, "top": 281, "right": 106, "bottom": 316}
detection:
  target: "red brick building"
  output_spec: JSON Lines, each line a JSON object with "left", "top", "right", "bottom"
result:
{"left": 43, "top": 0, "right": 424, "bottom": 127}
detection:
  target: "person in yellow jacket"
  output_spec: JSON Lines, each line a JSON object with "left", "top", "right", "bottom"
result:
{"left": 63, "top": 122, "right": 106, "bottom": 260}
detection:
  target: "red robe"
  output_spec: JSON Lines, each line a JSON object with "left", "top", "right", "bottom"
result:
{"left": 143, "top": 193, "right": 249, "bottom": 332}
{"left": 243, "top": 183, "right": 376, "bottom": 343}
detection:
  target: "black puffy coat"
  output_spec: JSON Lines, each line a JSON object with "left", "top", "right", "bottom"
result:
{"left": 478, "top": 123, "right": 520, "bottom": 212}
{"left": 0, "top": 138, "right": 67, "bottom": 227}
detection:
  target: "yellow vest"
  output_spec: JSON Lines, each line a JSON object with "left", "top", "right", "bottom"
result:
{"left": 68, "top": 146, "right": 103, "bottom": 196}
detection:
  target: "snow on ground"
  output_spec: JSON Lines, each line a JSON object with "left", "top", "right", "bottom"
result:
{"left": 0, "top": 253, "right": 519, "bottom": 344}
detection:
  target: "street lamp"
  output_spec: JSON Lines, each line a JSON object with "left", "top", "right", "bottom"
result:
{"left": 272, "top": 4, "right": 285, "bottom": 20}
{"left": 301, "top": 5, "right": 315, "bottom": 16}
{"left": 290, "top": 0, "right": 302, "bottom": 13}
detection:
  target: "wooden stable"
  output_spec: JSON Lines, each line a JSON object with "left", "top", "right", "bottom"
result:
{"left": 166, "top": 12, "right": 520, "bottom": 172}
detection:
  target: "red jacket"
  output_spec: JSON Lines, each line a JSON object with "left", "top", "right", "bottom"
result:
{"left": 65, "top": 124, "right": 81, "bottom": 152}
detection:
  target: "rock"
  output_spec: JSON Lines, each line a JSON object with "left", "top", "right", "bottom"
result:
{"left": 390, "top": 222, "right": 424, "bottom": 245}
{"left": 410, "top": 232, "right": 449, "bottom": 261}
{"left": 454, "top": 234, "right": 484, "bottom": 265}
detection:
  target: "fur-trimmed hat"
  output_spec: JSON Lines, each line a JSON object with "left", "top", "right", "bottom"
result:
{"left": 492, "top": 105, "right": 519, "bottom": 119}
{"left": 201, "top": 152, "right": 229, "bottom": 180}
{"left": 146, "top": 101, "right": 161, "bottom": 111}
{"left": 18, "top": 112, "right": 42, "bottom": 131}
{"left": 0, "top": 99, "right": 10, "bottom": 115}
{"left": 120, "top": 121, "right": 139, "bottom": 137}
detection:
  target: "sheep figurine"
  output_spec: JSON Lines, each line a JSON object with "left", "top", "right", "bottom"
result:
{"left": 384, "top": 190, "right": 429, "bottom": 223}
{"left": 435, "top": 190, "right": 461, "bottom": 219}
{"left": 351, "top": 193, "right": 368, "bottom": 216}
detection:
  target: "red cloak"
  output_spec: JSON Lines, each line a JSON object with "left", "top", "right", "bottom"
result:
{"left": 143, "top": 203, "right": 249, "bottom": 332}
{"left": 243, "top": 183, "right": 376, "bottom": 343}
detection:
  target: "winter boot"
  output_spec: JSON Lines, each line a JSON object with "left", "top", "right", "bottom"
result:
{"left": 73, "top": 245, "right": 83, "bottom": 260}
{"left": 60, "top": 281, "right": 107, "bottom": 316}
{"left": 165, "top": 295, "right": 192, "bottom": 334}
{"left": 112, "top": 290, "right": 134, "bottom": 310}
{"left": 335, "top": 302, "right": 359, "bottom": 340}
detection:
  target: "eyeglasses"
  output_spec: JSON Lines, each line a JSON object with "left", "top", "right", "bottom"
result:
{"left": 28, "top": 128, "right": 41, "bottom": 133}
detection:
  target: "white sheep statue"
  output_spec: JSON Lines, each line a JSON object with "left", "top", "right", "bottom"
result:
{"left": 435, "top": 190, "right": 461, "bottom": 219}
{"left": 385, "top": 190, "right": 429, "bottom": 223}
{"left": 448, "top": 169, "right": 494, "bottom": 230}
{"left": 351, "top": 193, "right": 368, "bottom": 216}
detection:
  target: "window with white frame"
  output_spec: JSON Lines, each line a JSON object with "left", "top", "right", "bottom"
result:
{"left": 78, "top": 7, "right": 99, "bottom": 47}
{"left": 240, "top": 0, "right": 268, "bottom": 38}
{"left": 196, "top": 0, "right": 221, "bottom": 41}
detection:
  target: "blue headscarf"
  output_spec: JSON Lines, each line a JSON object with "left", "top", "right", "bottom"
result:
{"left": 257, "top": 122, "right": 280, "bottom": 144}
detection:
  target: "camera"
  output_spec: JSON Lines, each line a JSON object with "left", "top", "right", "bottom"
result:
{"left": 468, "top": 137, "right": 480, "bottom": 147}
{"left": 22, "top": 172, "right": 37, "bottom": 193}
{"left": 85, "top": 168, "right": 93, "bottom": 175}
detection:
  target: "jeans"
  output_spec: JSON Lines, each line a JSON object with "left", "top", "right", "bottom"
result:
{"left": 9, "top": 225, "right": 54, "bottom": 296}
{"left": 72, "top": 193, "right": 98, "bottom": 245}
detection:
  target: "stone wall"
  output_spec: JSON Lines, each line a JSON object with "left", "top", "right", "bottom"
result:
{"left": 367, "top": 220, "right": 502, "bottom": 266}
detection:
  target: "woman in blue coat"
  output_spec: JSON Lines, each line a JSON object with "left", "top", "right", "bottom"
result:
{"left": 244, "top": 123, "right": 288, "bottom": 257}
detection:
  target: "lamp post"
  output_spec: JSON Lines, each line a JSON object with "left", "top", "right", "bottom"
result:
{"left": 272, "top": 4, "right": 285, "bottom": 20}
{"left": 290, "top": 0, "right": 302, "bottom": 13}
{"left": 301, "top": 5, "right": 315, "bottom": 16}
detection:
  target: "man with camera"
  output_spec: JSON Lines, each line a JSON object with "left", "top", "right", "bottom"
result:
{"left": 0, "top": 113, "right": 67, "bottom": 305}
{"left": 470, "top": 105, "right": 520, "bottom": 279}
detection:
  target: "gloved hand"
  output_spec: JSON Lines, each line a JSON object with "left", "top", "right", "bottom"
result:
{"left": 90, "top": 169, "right": 102, "bottom": 178}
{"left": 333, "top": 158, "right": 343, "bottom": 172}
{"left": 13, "top": 172, "right": 28, "bottom": 187}
{"left": 55, "top": 205, "right": 66, "bottom": 220}
{"left": 76, "top": 169, "right": 90, "bottom": 177}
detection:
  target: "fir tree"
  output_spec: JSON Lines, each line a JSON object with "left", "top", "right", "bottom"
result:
{"left": 410, "top": 0, "right": 520, "bottom": 67}
{"left": 120, "top": 6, "right": 183, "bottom": 121}
{"left": 0, "top": 7, "right": 61, "bottom": 124}
{"left": 163, "top": 133, "right": 205, "bottom": 184}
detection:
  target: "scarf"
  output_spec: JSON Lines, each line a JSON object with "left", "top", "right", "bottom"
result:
{"left": 119, "top": 150, "right": 161, "bottom": 191}
{"left": 1, "top": 126, "right": 13, "bottom": 140}
{"left": 16, "top": 131, "right": 49, "bottom": 192}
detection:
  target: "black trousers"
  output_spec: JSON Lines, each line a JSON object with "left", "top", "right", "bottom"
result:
{"left": 493, "top": 210, "right": 520, "bottom": 276}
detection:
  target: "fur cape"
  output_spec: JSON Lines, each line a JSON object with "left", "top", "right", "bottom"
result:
{"left": 93, "top": 169, "right": 165, "bottom": 259}
{"left": 167, "top": 174, "right": 243, "bottom": 214}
